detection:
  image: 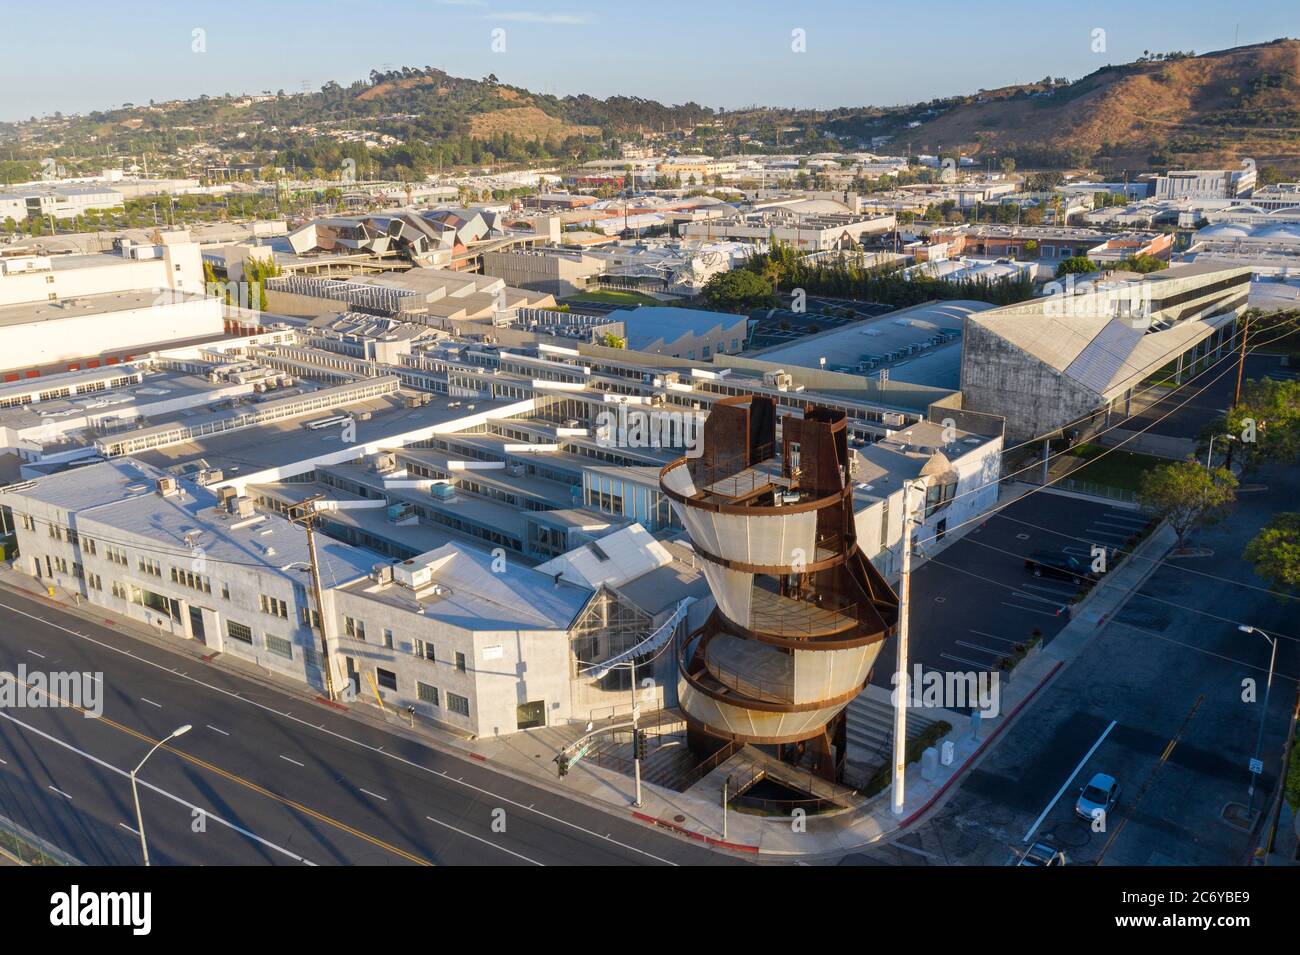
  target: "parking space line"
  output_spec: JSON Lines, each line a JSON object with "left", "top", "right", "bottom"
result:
{"left": 954, "top": 640, "right": 1005, "bottom": 656}
{"left": 1020, "top": 583, "right": 1075, "bottom": 598}
{"left": 941, "top": 652, "right": 994, "bottom": 670}
{"left": 968, "top": 630, "right": 1022, "bottom": 646}
{"left": 1002, "top": 602, "right": 1065, "bottom": 618}
{"left": 1022, "top": 719, "right": 1117, "bottom": 843}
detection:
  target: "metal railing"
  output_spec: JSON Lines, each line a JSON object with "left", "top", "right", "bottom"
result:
{"left": 0, "top": 813, "right": 80, "bottom": 866}
{"left": 1053, "top": 477, "right": 1139, "bottom": 504}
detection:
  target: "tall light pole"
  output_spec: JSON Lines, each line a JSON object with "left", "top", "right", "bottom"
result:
{"left": 1206, "top": 433, "right": 1234, "bottom": 472}
{"left": 1239, "top": 625, "right": 1277, "bottom": 817}
{"left": 131, "top": 724, "right": 191, "bottom": 866}
{"left": 892, "top": 479, "right": 923, "bottom": 815}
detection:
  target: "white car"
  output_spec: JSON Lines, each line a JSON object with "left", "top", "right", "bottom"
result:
{"left": 1075, "top": 772, "right": 1120, "bottom": 821}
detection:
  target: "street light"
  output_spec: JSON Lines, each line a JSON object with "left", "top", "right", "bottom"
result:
{"left": 130, "top": 723, "right": 191, "bottom": 866}
{"left": 1238, "top": 625, "right": 1277, "bottom": 817}
{"left": 1206, "top": 433, "right": 1235, "bottom": 472}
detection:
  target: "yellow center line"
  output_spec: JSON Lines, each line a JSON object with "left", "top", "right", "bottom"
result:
{"left": 7, "top": 673, "right": 433, "bottom": 866}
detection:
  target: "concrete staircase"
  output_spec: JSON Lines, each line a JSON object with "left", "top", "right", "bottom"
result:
{"left": 844, "top": 684, "right": 948, "bottom": 785}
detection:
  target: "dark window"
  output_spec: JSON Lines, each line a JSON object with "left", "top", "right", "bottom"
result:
{"left": 376, "top": 668, "right": 397, "bottom": 691}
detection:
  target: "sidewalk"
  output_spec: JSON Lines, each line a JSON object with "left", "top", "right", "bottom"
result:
{"left": 0, "top": 519, "right": 1175, "bottom": 860}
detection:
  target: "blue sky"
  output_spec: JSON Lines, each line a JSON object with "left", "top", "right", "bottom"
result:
{"left": 1, "top": 0, "right": 1294, "bottom": 121}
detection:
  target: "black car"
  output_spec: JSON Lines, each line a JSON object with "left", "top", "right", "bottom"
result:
{"left": 1023, "top": 550, "right": 1093, "bottom": 583}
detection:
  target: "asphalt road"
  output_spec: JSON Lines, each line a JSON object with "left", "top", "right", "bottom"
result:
{"left": 0, "top": 588, "right": 742, "bottom": 866}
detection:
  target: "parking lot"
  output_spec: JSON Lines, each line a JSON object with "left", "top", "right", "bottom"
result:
{"left": 902, "top": 459, "right": 1299, "bottom": 866}
{"left": 872, "top": 489, "right": 1150, "bottom": 695}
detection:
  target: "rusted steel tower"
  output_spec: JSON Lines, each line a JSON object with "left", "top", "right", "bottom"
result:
{"left": 660, "top": 396, "right": 900, "bottom": 781}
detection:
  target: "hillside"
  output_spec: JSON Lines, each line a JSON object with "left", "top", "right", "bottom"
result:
{"left": 828, "top": 39, "right": 1300, "bottom": 172}
{"left": 2, "top": 42, "right": 1297, "bottom": 180}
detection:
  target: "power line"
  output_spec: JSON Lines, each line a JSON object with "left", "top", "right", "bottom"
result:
{"left": 911, "top": 319, "right": 1299, "bottom": 551}
{"left": 913, "top": 320, "right": 1269, "bottom": 520}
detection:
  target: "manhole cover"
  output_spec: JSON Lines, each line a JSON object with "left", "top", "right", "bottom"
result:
{"left": 673, "top": 814, "right": 686, "bottom": 824}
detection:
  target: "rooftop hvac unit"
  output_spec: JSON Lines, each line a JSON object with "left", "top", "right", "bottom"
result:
{"left": 155, "top": 477, "right": 179, "bottom": 497}
{"left": 882, "top": 412, "right": 906, "bottom": 427}
{"left": 370, "top": 563, "right": 394, "bottom": 584}
{"left": 235, "top": 497, "right": 256, "bottom": 518}
{"left": 430, "top": 482, "right": 456, "bottom": 501}
{"left": 217, "top": 486, "right": 239, "bottom": 508}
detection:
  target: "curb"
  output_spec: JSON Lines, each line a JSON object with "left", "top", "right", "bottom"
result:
{"left": 898, "top": 659, "right": 1063, "bottom": 831}
{"left": 630, "top": 810, "right": 759, "bottom": 853}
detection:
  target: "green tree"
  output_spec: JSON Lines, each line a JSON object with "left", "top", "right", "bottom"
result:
{"left": 1243, "top": 512, "right": 1300, "bottom": 596}
{"left": 597, "top": 332, "right": 626, "bottom": 349}
{"left": 1056, "top": 256, "right": 1099, "bottom": 276}
{"left": 701, "top": 269, "right": 778, "bottom": 312}
{"left": 1138, "top": 462, "right": 1237, "bottom": 549}
{"left": 1226, "top": 377, "right": 1300, "bottom": 470}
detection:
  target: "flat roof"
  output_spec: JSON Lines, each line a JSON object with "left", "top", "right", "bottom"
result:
{"left": 0, "top": 289, "right": 208, "bottom": 329}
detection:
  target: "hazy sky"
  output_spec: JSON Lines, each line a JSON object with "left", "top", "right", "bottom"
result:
{"left": 1, "top": 0, "right": 1294, "bottom": 121}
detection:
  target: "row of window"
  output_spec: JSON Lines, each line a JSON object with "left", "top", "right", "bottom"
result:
{"left": 225, "top": 620, "right": 294, "bottom": 660}
{"left": 376, "top": 668, "right": 469, "bottom": 716}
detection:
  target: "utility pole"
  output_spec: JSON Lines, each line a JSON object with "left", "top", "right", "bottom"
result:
{"left": 1233, "top": 310, "right": 1251, "bottom": 407}
{"left": 289, "top": 495, "right": 338, "bottom": 701}
{"left": 630, "top": 653, "right": 643, "bottom": 808}
{"left": 892, "top": 479, "right": 921, "bottom": 815}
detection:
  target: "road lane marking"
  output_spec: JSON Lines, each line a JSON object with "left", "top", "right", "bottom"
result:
{"left": 0, "top": 595, "right": 678, "bottom": 865}
{"left": 26, "top": 650, "right": 45, "bottom": 659}
{"left": 940, "top": 652, "right": 993, "bottom": 670}
{"left": 206, "top": 724, "right": 229, "bottom": 736}
{"left": 119, "top": 823, "right": 139, "bottom": 836}
{"left": 48, "top": 785, "right": 72, "bottom": 800}
{"left": 0, "top": 671, "right": 428, "bottom": 866}
{"left": 279, "top": 755, "right": 305, "bottom": 767}
{"left": 0, "top": 710, "right": 312, "bottom": 865}
{"left": 140, "top": 698, "right": 162, "bottom": 708}
{"left": 1022, "top": 719, "right": 1117, "bottom": 843}
{"left": 359, "top": 788, "right": 388, "bottom": 802}
{"left": 424, "top": 814, "right": 542, "bottom": 865}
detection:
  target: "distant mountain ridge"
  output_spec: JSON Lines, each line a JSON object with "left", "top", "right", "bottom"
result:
{"left": 3, "top": 40, "right": 1298, "bottom": 175}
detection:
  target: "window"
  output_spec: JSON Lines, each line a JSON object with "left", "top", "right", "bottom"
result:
{"left": 172, "top": 567, "right": 212, "bottom": 593}
{"left": 137, "top": 556, "right": 162, "bottom": 577}
{"left": 265, "top": 634, "right": 293, "bottom": 659}
{"left": 87, "top": 573, "right": 102, "bottom": 591}
{"left": 260, "top": 594, "right": 289, "bottom": 618}
{"left": 111, "top": 581, "right": 127, "bottom": 599}
{"left": 20, "top": 514, "right": 34, "bottom": 532}
{"left": 344, "top": 616, "right": 366, "bottom": 641}
{"left": 226, "top": 621, "right": 253, "bottom": 644}
{"left": 455, "top": 651, "right": 466, "bottom": 673}
{"left": 221, "top": 583, "right": 231, "bottom": 600}
{"left": 83, "top": 538, "right": 96, "bottom": 556}
{"left": 417, "top": 682, "right": 440, "bottom": 706}
{"left": 447, "top": 692, "right": 470, "bottom": 717}
{"left": 376, "top": 668, "right": 397, "bottom": 691}
{"left": 300, "top": 606, "right": 320, "bottom": 629}
{"left": 414, "top": 639, "right": 435, "bottom": 662}
{"left": 382, "top": 628, "right": 394, "bottom": 650}
{"left": 105, "top": 546, "right": 128, "bottom": 566}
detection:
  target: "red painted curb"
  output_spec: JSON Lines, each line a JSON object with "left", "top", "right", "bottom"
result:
{"left": 467, "top": 752, "right": 488, "bottom": 762}
{"left": 630, "top": 810, "right": 759, "bottom": 853}
{"left": 314, "top": 696, "right": 348, "bottom": 711}
{"left": 899, "top": 659, "right": 1064, "bottom": 830}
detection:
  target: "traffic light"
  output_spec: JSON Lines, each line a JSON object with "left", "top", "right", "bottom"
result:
{"left": 557, "top": 754, "right": 569, "bottom": 778}
{"left": 634, "top": 730, "right": 647, "bottom": 762}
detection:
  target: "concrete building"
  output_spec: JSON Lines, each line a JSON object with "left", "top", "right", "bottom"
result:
{"left": 0, "top": 459, "right": 693, "bottom": 736}
{"left": 1153, "top": 163, "right": 1257, "bottom": 201}
{"left": 681, "top": 209, "right": 896, "bottom": 251}
{"left": 960, "top": 263, "right": 1252, "bottom": 440}
{"left": 608, "top": 306, "right": 750, "bottom": 359}
{"left": 0, "top": 185, "right": 124, "bottom": 222}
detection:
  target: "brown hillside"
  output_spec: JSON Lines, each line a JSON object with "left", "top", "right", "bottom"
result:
{"left": 467, "top": 106, "right": 599, "bottom": 141}
{"left": 906, "top": 39, "right": 1300, "bottom": 170}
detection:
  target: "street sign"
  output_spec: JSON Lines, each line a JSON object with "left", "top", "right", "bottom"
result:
{"left": 1249, "top": 758, "right": 1263, "bottom": 775}
{"left": 568, "top": 739, "right": 593, "bottom": 770}
{"left": 631, "top": 706, "right": 641, "bottom": 721}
